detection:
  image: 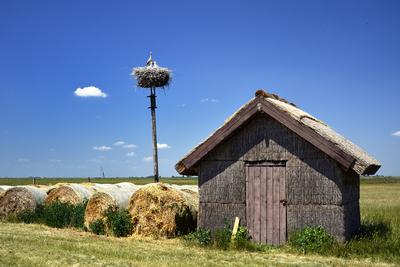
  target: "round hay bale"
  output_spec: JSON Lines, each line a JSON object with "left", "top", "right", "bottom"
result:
{"left": 0, "top": 186, "right": 47, "bottom": 219}
{"left": 170, "top": 184, "right": 198, "bottom": 193}
{"left": 44, "top": 184, "right": 93, "bottom": 205}
{"left": 84, "top": 184, "right": 141, "bottom": 229}
{"left": 0, "top": 186, "right": 13, "bottom": 200}
{"left": 128, "top": 183, "right": 198, "bottom": 238}
{"left": 114, "top": 182, "right": 140, "bottom": 191}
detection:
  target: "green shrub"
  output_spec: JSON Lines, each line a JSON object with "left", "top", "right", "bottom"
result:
{"left": 214, "top": 222, "right": 232, "bottom": 250}
{"left": 43, "top": 201, "right": 87, "bottom": 229}
{"left": 89, "top": 219, "right": 106, "bottom": 235}
{"left": 104, "top": 208, "right": 133, "bottom": 237}
{"left": 289, "top": 226, "right": 336, "bottom": 254}
{"left": 15, "top": 205, "right": 44, "bottom": 224}
{"left": 233, "top": 226, "right": 251, "bottom": 249}
{"left": 184, "top": 228, "right": 212, "bottom": 246}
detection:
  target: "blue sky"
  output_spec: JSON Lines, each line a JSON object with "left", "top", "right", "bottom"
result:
{"left": 0, "top": 0, "right": 399, "bottom": 177}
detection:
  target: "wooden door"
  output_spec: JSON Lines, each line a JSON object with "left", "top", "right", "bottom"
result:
{"left": 246, "top": 162, "right": 286, "bottom": 245}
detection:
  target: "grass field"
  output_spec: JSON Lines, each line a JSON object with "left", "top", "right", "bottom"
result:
{"left": 0, "top": 223, "right": 394, "bottom": 267}
{"left": 0, "top": 179, "right": 399, "bottom": 266}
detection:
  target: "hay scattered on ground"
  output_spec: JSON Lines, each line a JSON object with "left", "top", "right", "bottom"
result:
{"left": 128, "top": 183, "right": 198, "bottom": 238}
{"left": 45, "top": 184, "right": 93, "bottom": 205}
{"left": 84, "top": 183, "right": 141, "bottom": 229}
{"left": 0, "top": 186, "right": 47, "bottom": 219}
{"left": 132, "top": 65, "right": 171, "bottom": 88}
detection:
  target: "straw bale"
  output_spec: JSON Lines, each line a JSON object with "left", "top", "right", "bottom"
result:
{"left": 128, "top": 183, "right": 198, "bottom": 238}
{"left": 45, "top": 184, "right": 94, "bottom": 205}
{"left": 84, "top": 183, "right": 141, "bottom": 229}
{"left": 0, "top": 186, "right": 47, "bottom": 219}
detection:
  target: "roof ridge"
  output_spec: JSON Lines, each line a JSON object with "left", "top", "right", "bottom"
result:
{"left": 255, "top": 89, "right": 297, "bottom": 107}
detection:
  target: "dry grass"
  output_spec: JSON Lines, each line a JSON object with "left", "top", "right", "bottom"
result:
{"left": 0, "top": 222, "right": 393, "bottom": 267}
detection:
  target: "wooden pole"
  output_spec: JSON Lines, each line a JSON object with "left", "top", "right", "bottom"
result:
{"left": 148, "top": 87, "right": 159, "bottom": 182}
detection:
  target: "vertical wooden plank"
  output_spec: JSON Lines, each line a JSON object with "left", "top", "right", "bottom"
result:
{"left": 245, "top": 166, "right": 250, "bottom": 236}
{"left": 246, "top": 166, "right": 253, "bottom": 238}
{"left": 254, "top": 166, "right": 261, "bottom": 243}
{"left": 279, "top": 166, "right": 286, "bottom": 245}
{"left": 266, "top": 166, "right": 273, "bottom": 244}
{"left": 260, "top": 166, "right": 267, "bottom": 243}
{"left": 272, "top": 166, "right": 280, "bottom": 245}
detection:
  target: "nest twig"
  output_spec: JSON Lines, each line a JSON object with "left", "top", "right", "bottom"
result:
{"left": 132, "top": 66, "right": 171, "bottom": 88}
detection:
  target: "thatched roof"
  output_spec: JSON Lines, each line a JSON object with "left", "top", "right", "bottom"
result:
{"left": 175, "top": 90, "right": 381, "bottom": 176}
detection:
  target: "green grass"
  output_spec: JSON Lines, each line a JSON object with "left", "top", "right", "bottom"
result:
{"left": 302, "top": 182, "right": 400, "bottom": 264}
{"left": 0, "top": 177, "right": 198, "bottom": 186}
{"left": 0, "top": 223, "right": 391, "bottom": 267}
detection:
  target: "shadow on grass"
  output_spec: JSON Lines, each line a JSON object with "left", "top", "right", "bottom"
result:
{"left": 356, "top": 220, "right": 391, "bottom": 240}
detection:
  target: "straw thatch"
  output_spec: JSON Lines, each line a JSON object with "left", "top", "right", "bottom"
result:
{"left": 45, "top": 184, "right": 94, "bottom": 205}
{"left": 132, "top": 65, "right": 171, "bottom": 88}
{"left": 0, "top": 186, "right": 47, "bottom": 219}
{"left": 128, "top": 183, "right": 198, "bottom": 238}
{"left": 176, "top": 90, "right": 380, "bottom": 176}
{"left": 84, "top": 183, "right": 141, "bottom": 229}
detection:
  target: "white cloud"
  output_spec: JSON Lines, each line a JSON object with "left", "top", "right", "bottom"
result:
{"left": 48, "top": 159, "right": 61, "bottom": 163}
{"left": 114, "top": 141, "right": 125, "bottom": 146}
{"left": 16, "top": 158, "right": 30, "bottom": 163}
{"left": 143, "top": 156, "right": 153, "bottom": 162}
{"left": 178, "top": 104, "right": 186, "bottom": 108}
{"left": 126, "top": 152, "right": 136, "bottom": 157}
{"left": 201, "top": 98, "right": 218, "bottom": 103}
{"left": 392, "top": 131, "right": 400, "bottom": 137}
{"left": 123, "top": 144, "right": 137, "bottom": 149}
{"left": 157, "top": 143, "right": 171, "bottom": 149}
{"left": 93, "top": 146, "right": 112, "bottom": 151}
{"left": 74, "top": 86, "right": 107, "bottom": 98}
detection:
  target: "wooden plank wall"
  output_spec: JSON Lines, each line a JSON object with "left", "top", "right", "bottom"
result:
{"left": 198, "top": 114, "right": 360, "bottom": 241}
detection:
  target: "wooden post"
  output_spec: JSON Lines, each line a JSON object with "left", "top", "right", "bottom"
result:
{"left": 231, "top": 217, "right": 240, "bottom": 242}
{"left": 148, "top": 87, "right": 159, "bottom": 183}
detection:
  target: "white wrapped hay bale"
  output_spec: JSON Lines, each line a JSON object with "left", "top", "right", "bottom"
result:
{"left": 0, "top": 186, "right": 47, "bottom": 219}
{"left": 84, "top": 183, "right": 141, "bottom": 229}
{"left": 170, "top": 184, "right": 198, "bottom": 193}
{"left": 45, "top": 183, "right": 94, "bottom": 205}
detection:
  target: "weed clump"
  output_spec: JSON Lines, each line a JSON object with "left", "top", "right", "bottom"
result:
{"left": 14, "top": 200, "right": 87, "bottom": 229}
{"left": 184, "top": 223, "right": 269, "bottom": 252}
{"left": 289, "top": 226, "right": 336, "bottom": 254}
{"left": 104, "top": 208, "right": 133, "bottom": 237}
{"left": 183, "top": 228, "right": 212, "bottom": 246}
{"left": 43, "top": 201, "right": 87, "bottom": 229}
{"left": 89, "top": 219, "right": 106, "bottom": 235}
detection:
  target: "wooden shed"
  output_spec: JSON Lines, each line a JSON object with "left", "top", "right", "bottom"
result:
{"left": 175, "top": 90, "right": 381, "bottom": 244}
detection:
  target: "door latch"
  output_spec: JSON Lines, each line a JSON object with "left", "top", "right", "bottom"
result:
{"left": 280, "top": 199, "right": 287, "bottom": 206}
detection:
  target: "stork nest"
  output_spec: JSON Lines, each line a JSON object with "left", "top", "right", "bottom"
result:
{"left": 132, "top": 66, "right": 171, "bottom": 88}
